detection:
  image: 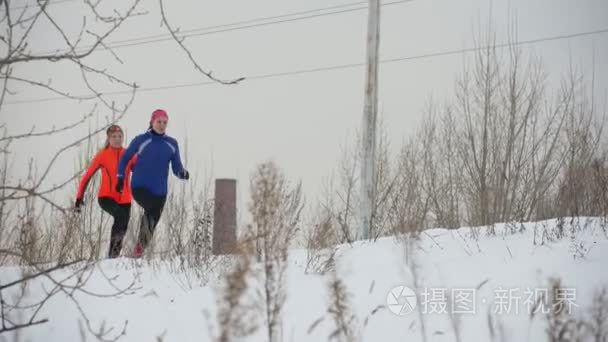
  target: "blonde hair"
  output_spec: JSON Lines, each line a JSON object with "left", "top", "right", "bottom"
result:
{"left": 105, "top": 125, "right": 123, "bottom": 148}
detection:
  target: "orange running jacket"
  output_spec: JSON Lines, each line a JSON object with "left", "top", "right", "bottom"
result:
{"left": 76, "top": 146, "right": 135, "bottom": 204}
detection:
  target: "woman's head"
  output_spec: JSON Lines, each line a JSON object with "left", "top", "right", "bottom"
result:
{"left": 105, "top": 124, "right": 123, "bottom": 148}
{"left": 149, "top": 109, "right": 168, "bottom": 134}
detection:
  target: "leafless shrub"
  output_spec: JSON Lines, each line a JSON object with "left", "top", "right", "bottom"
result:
{"left": 419, "top": 103, "right": 463, "bottom": 229}
{"left": 544, "top": 277, "right": 582, "bottom": 342}
{"left": 587, "top": 288, "right": 608, "bottom": 342}
{"left": 327, "top": 271, "right": 359, "bottom": 342}
{"left": 369, "top": 120, "right": 400, "bottom": 239}
{"left": 387, "top": 140, "right": 428, "bottom": 237}
{"left": 568, "top": 224, "right": 595, "bottom": 260}
{"left": 555, "top": 70, "right": 607, "bottom": 218}
{"left": 305, "top": 207, "right": 337, "bottom": 275}
{"left": 486, "top": 309, "right": 508, "bottom": 342}
{"left": 320, "top": 121, "right": 417, "bottom": 242}
{"left": 591, "top": 154, "right": 608, "bottom": 219}
{"left": 321, "top": 138, "right": 360, "bottom": 244}
{"left": 247, "top": 161, "right": 303, "bottom": 342}
{"left": 124, "top": 168, "right": 224, "bottom": 288}
{"left": 0, "top": 252, "right": 139, "bottom": 339}
{"left": 214, "top": 242, "right": 259, "bottom": 342}
{"left": 532, "top": 283, "right": 608, "bottom": 342}
{"left": 403, "top": 235, "right": 428, "bottom": 342}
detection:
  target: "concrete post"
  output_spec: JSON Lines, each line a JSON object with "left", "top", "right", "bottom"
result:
{"left": 213, "top": 178, "right": 237, "bottom": 254}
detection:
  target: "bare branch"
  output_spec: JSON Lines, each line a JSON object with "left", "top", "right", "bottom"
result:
{"left": 158, "top": 0, "right": 244, "bottom": 85}
{"left": 0, "top": 287, "right": 5, "bottom": 331}
{"left": 87, "top": 30, "right": 124, "bottom": 64}
{"left": 0, "top": 66, "right": 11, "bottom": 108}
{"left": 0, "top": 109, "right": 130, "bottom": 212}
{"left": 38, "top": 1, "right": 79, "bottom": 56}
{"left": 0, "top": 257, "right": 82, "bottom": 290}
{"left": 10, "top": 1, "right": 49, "bottom": 60}
{"left": 4, "top": 75, "right": 98, "bottom": 102}
{"left": 0, "top": 319, "right": 49, "bottom": 334}
{"left": 0, "top": 111, "right": 94, "bottom": 142}
{"left": 1, "top": 0, "right": 142, "bottom": 67}
{"left": 74, "top": 57, "right": 135, "bottom": 89}
{"left": 84, "top": 0, "right": 117, "bottom": 23}
{"left": 31, "top": 108, "right": 117, "bottom": 190}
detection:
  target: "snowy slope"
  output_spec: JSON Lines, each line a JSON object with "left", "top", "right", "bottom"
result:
{"left": 1, "top": 217, "right": 607, "bottom": 342}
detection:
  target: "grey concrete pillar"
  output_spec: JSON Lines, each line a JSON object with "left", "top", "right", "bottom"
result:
{"left": 213, "top": 178, "right": 237, "bottom": 255}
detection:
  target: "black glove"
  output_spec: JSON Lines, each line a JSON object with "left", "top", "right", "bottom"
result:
{"left": 180, "top": 169, "right": 189, "bottom": 180}
{"left": 74, "top": 198, "right": 83, "bottom": 213}
{"left": 115, "top": 178, "right": 124, "bottom": 193}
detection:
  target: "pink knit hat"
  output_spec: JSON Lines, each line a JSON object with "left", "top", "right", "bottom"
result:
{"left": 150, "top": 109, "right": 168, "bottom": 122}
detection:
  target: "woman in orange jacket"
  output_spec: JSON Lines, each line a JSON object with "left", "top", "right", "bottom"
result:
{"left": 75, "top": 124, "right": 135, "bottom": 258}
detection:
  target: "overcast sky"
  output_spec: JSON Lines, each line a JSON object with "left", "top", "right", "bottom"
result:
{"left": 1, "top": 0, "right": 607, "bottom": 217}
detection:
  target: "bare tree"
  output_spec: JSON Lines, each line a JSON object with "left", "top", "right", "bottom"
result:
{"left": 419, "top": 21, "right": 606, "bottom": 230}
{"left": 387, "top": 140, "right": 428, "bottom": 236}
{"left": 332, "top": 139, "right": 360, "bottom": 244}
{"left": 0, "top": 0, "right": 143, "bottom": 111}
{"left": 455, "top": 26, "right": 501, "bottom": 227}
{"left": 555, "top": 67, "right": 606, "bottom": 217}
{"left": 418, "top": 102, "right": 462, "bottom": 229}
{"left": 0, "top": 0, "right": 239, "bottom": 336}
{"left": 452, "top": 24, "right": 553, "bottom": 228}
{"left": 318, "top": 122, "right": 413, "bottom": 242}
{"left": 591, "top": 153, "right": 608, "bottom": 218}
{"left": 370, "top": 120, "right": 400, "bottom": 239}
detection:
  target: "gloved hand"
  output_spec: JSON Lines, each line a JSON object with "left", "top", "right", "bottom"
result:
{"left": 115, "top": 178, "right": 124, "bottom": 193}
{"left": 74, "top": 198, "right": 83, "bottom": 213}
{"left": 180, "top": 169, "right": 190, "bottom": 180}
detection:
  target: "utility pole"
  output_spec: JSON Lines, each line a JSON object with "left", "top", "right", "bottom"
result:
{"left": 360, "top": 0, "right": 380, "bottom": 240}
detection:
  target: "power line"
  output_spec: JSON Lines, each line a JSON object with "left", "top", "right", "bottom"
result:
{"left": 381, "top": 28, "right": 608, "bottom": 63}
{"left": 6, "top": 27, "right": 608, "bottom": 105}
{"left": 16, "top": 1, "right": 397, "bottom": 54}
{"left": 11, "top": 0, "right": 76, "bottom": 11}
{"left": 102, "top": 1, "right": 371, "bottom": 47}
{"left": 41, "top": 0, "right": 414, "bottom": 54}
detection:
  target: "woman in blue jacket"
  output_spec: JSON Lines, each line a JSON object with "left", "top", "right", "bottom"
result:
{"left": 116, "top": 109, "right": 189, "bottom": 257}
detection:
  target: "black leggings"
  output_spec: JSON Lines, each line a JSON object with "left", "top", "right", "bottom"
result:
{"left": 132, "top": 188, "right": 167, "bottom": 248}
{"left": 98, "top": 198, "right": 131, "bottom": 258}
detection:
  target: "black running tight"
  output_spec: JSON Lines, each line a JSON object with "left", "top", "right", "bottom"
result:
{"left": 132, "top": 187, "right": 167, "bottom": 248}
{"left": 98, "top": 198, "right": 131, "bottom": 258}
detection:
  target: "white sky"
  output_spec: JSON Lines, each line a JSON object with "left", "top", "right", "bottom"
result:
{"left": 1, "top": 0, "right": 607, "bottom": 217}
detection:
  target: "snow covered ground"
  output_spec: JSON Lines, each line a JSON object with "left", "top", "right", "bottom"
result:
{"left": 1, "top": 217, "right": 607, "bottom": 342}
